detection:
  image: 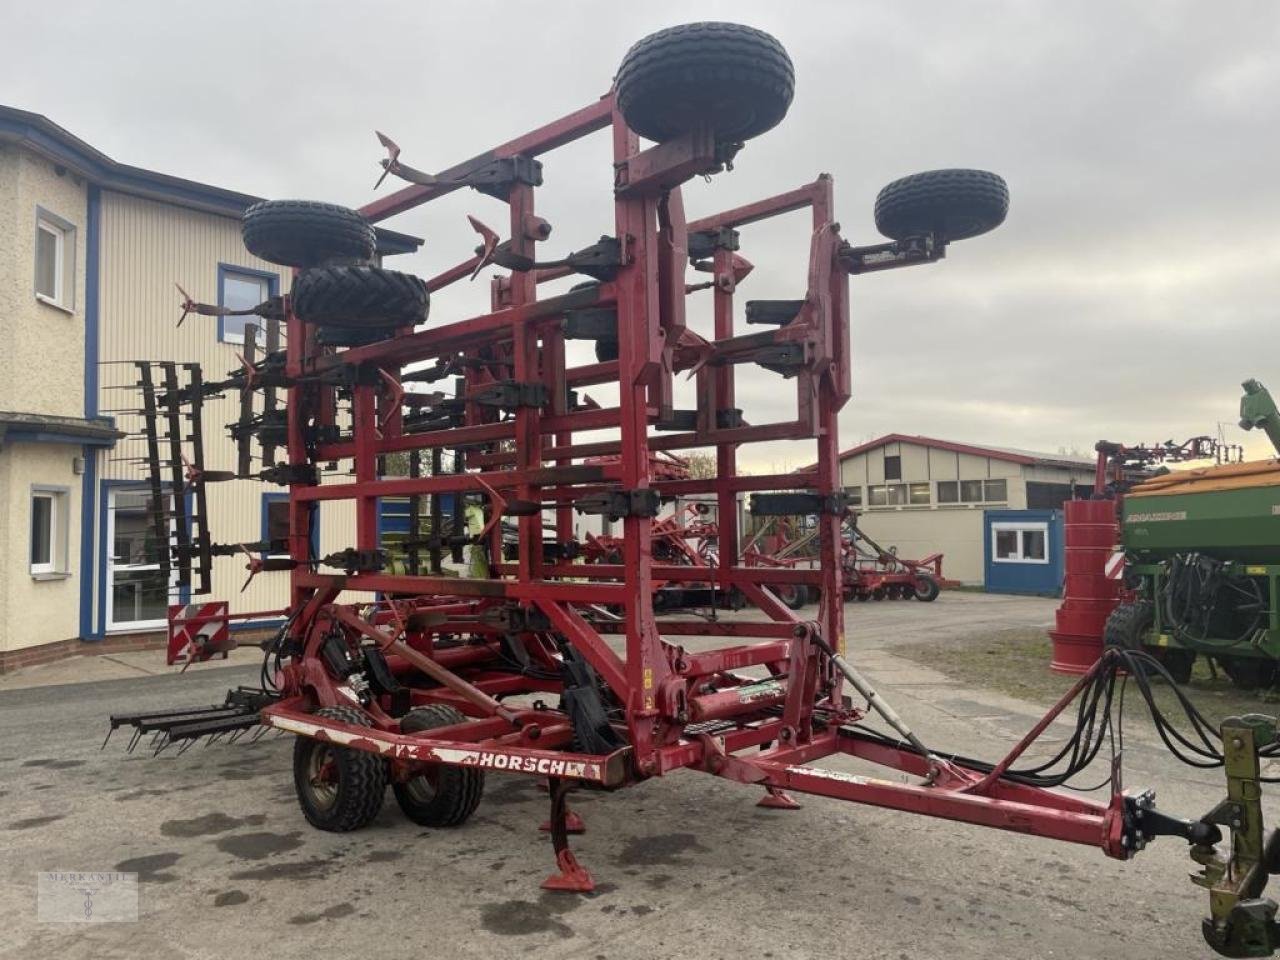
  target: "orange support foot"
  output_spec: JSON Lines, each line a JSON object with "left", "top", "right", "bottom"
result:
{"left": 541, "top": 848, "right": 595, "bottom": 893}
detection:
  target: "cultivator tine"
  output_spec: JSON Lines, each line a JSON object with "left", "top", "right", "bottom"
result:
{"left": 106, "top": 688, "right": 276, "bottom": 756}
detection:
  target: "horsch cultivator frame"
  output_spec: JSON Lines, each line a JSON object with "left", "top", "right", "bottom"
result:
{"left": 107, "top": 23, "right": 1280, "bottom": 955}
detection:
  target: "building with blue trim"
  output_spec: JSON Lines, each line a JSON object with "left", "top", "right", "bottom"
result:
{"left": 0, "top": 105, "right": 420, "bottom": 671}
{"left": 838, "top": 434, "right": 1093, "bottom": 590}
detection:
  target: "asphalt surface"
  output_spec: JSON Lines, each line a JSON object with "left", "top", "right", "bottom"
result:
{"left": 0, "top": 594, "right": 1250, "bottom": 959}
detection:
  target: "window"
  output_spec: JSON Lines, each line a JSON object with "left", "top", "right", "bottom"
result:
{"left": 34, "top": 209, "right": 76, "bottom": 310}
{"left": 884, "top": 455, "right": 902, "bottom": 481}
{"left": 219, "top": 266, "right": 275, "bottom": 345}
{"left": 30, "top": 487, "right": 69, "bottom": 575}
{"left": 992, "top": 522, "right": 1050, "bottom": 564}
{"left": 937, "top": 478, "right": 1008, "bottom": 505}
{"left": 867, "top": 484, "right": 909, "bottom": 506}
{"left": 908, "top": 482, "right": 931, "bottom": 505}
{"left": 262, "top": 494, "right": 291, "bottom": 558}
{"left": 843, "top": 486, "right": 862, "bottom": 506}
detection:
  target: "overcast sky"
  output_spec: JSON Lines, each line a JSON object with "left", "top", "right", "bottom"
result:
{"left": 6, "top": 1, "right": 1279, "bottom": 471}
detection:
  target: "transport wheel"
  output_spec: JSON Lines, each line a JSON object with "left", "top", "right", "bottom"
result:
{"left": 774, "top": 583, "right": 805, "bottom": 610}
{"left": 1218, "top": 656, "right": 1277, "bottom": 691}
{"left": 615, "top": 22, "right": 795, "bottom": 144}
{"left": 855, "top": 591, "right": 870, "bottom": 602}
{"left": 804, "top": 586, "right": 821, "bottom": 605}
{"left": 292, "top": 705, "right": 386, "bottom": 832}
{"left": 393, "top": 704, "right": 485, "bottom": 827}
{"left": 913, "top": 576, "right": 941, "bottom": 602}
{"left": 874, "top": 169, "right": 1009, "bottom": 243}
{"left": 292, "top": 265, "right": 429, "bottom": 328}
{"left": 242, "top": 200, "right": 376, "bottom": 268}
{"left": 872, "top": 588, "right": 886, "bottom": 601}
{"left": 595, "top": 339, "right": 619, "bottom": 363}
{"left": 1102, "top": 602, "right": 1194, "bottom": 684}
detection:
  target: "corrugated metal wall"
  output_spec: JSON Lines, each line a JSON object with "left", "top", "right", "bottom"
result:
{"left": 94, "top": 191, "right": 354, "bottom": 628}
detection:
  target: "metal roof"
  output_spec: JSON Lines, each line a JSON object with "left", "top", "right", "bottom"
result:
{"left": 837, "top": 433, "right": 1095, "bottom": 469}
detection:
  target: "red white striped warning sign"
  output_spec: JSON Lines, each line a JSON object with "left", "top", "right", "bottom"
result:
{"left": 1104, "top": 550, "right": 1126, "bottom": 580}
{"left": 167, "top": 601, "right": 230, "bottom": 666}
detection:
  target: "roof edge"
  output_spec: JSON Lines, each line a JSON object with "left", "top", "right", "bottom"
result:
{"left": 837, "top": 433, "right": 1093, "bottom": 468}
{"left": 0, "top": 104, "right": 422, "bottom": 253}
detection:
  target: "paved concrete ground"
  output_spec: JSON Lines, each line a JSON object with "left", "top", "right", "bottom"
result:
{"left": 0, "top": 594, "right": 1236, "bottom": 959}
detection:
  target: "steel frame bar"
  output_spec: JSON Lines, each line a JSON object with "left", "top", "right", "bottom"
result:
{"left": 217, "top": 84, "right": 1143, "bottom": 880}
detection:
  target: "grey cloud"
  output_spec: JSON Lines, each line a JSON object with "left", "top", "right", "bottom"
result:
{"left": 5, "top": 0, "right": 1278, "bottom": 466}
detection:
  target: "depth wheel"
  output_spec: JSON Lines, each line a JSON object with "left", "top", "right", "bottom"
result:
{"left": 393, "top": 704, "right": 485, "bottom": 827}
{"left": 874, "top": 169, "right": 1009, "bottom": 243}
{"left": 615, "top": 22, "right": 794, "bottom": 144}
{"left": 292, "top": 705, "right": 386, "bottom": 832}
{"left": 242, "top": 199, "right": 376, "bottom": 268}
{"left": 292, "top": 265, "right": 429, "bottom": 328}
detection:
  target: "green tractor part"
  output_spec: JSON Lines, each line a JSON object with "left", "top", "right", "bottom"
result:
{"left": 1194, "top": 715, "right": 1280, "bottom": 956}
{"left": 1241, "top": 379, "right": 1280, "bottom": 456}
{"left": 1109, "top": 377, "right": 1280, "bottom": 689}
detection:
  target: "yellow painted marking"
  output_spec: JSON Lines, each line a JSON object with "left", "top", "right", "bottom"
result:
{"left": 1156, "top": 633, "right": 1170, "bottom": 647}
{"left": 643, "top": 667, "right": 653, "bottom": 690}
{"left": 1247, "top": 566, "right": 1267, "bottom": 576}
{"left": 837, "top": 632, "right": 846, "bottom": 656}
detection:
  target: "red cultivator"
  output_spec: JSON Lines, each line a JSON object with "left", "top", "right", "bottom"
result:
{"left": 105, "top": 22, "right": 1280, "bottom": 955}
{"left": 743, "top": 516, "right": 945, "bottom": 606}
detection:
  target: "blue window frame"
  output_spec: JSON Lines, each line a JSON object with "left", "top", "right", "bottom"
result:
{"left": 218, "top": 263, "right": 278, "bottom": 345}
{"left": 262, "top": 493, "right": 318, "bottom": 560}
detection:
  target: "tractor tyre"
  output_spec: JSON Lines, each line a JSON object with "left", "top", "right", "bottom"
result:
{"left": 1102, "top": 602, "right": 1194, "bottom": 684}
{"left": 615, "top": 22, "right": 794, "bottom": 144}
{"left": 774, "top": 583, "right": 806, "bottom": 610}
{"left": 872, "top": 588, "right": 886, "bottom": 601}
{"left": 874, "top": 169, "right": 1009, "bottom": 243}
{"left": 595, "top": 339, "right": 620, "bottom": 363}
{"left": 855, "top": 591, "right": 870, "bottom": 602}
{"left": 292, "top": 706, "right": 386, "bottom": 832}
{"left": 292, "top": 265, "right": 429, "bottom": 328}
{"left": 1218, "top": 656, "right": 1277, "bottom": 691}
{"left": 393, "top": 704, "right": 485, "bottom": 827}
{"left": 242, "top": 200, "right": 376, "bottom": 268}
{"left": 913, "top": 576, "right": 941, "bottom": 602}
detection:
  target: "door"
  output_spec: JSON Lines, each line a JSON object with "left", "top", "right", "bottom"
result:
{"left": 106, "top": 487, "right": 174, "bottom": 631}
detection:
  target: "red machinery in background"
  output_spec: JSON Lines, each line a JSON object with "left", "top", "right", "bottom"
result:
{"left": 743, "top": 516, "right": 945, "bottom": 606}
{"left": 104, "top": 23, "right": 1279, "bottom": 956}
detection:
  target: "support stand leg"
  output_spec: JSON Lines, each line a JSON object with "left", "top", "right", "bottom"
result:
{"left": 757, "top": 786, "right": 802, "bottom": 810}
{"left": 541, "top": 777, "right": 595, "bottom": 893}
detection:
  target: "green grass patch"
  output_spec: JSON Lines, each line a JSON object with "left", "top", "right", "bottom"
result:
{"left": 895, "top": 627, "right": 1280, "bottom": 732}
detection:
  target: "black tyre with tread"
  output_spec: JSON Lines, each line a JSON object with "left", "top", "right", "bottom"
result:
{"left": 774, "top": 583, "right": 806, "bottom": 610}
{"left": 292, "top": 265, "right": 429, "bottom": 328}
{"left": 393, "top": 704, "right": 484, "bottom": 827}
{"left": 242, "top": 200, "right": 376, "bottom": 268}
{"left": 913, "top": 576, "right": 941, "bottom": 602}
{"left": 1218, "top": 655, "right": 1277, "bottom": 691}
{"left": 874, "top": 169, "right": 1009, "bottom": 243}
{"left": 1102, "top": 601, "right": 1194, "bottom": 684}
{"left": 292, "top": 705, "right": 386, "bottom": 832}
{"left": 615, "top": 22, "right": 794, "bottom": 144}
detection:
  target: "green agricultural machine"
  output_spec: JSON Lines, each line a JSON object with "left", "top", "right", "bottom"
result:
{"left": 1106, "top": 379, "right": 1280, "bottom": 688}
